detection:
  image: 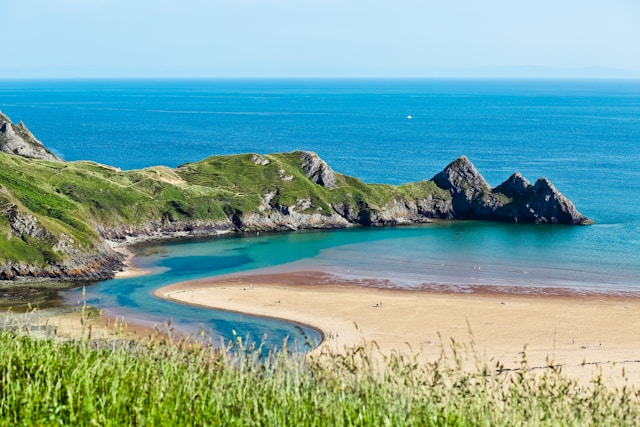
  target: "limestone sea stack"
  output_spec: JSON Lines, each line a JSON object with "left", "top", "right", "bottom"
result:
{"left": 432, "top": 156, "right": 592, "bottom": 225}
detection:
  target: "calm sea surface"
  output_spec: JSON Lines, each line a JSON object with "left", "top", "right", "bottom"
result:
{"left": 1, "top": 79, "right": 639, "bottom": 346}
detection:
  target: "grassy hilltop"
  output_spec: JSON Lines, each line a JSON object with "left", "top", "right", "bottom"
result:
{"left": 0, "top": 112, "right": 590, "bottom": 281}
{"left": 0, "top": 148, "right": 448, "bottom": 278}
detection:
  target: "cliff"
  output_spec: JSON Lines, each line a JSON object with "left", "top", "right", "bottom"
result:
{"left": 431, "top": 156, "right": 590, "bottom": 224}
{"left": 0, "top": 111, "right": 63, "bottom": 162}
{"left": 0, "top": 113, "right": 592, "bottom": 282}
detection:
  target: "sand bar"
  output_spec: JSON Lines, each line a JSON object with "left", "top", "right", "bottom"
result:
{"left": 157, "top": 271, "right": 640, "bottom": 386}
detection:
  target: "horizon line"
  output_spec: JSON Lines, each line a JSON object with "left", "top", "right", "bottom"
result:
{"left": 2, "top": 75, "right": 640, "bottom": 81}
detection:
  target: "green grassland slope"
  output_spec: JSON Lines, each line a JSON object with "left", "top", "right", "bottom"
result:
{"left": 0, "top": 114, "right": 591, "bottom": 281}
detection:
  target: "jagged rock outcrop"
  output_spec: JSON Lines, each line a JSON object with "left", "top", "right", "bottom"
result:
{"left": 239, "top": 210, "right": 350, "bottom": 231}
{"left": 494, "top": 173, "right": 531, "bottom": 198}
{"left": 96, "top": 219, "right": 236, "bottom": 242}
{"left": 498, "top": 177, "right": 590, "bottom": 224}
{"left": 0, "top": 200, "right": 124, "bottom": 281}
{"left": 332, "top": 196, "right": 452, "bottom": 226}
{"left": 431, "top": 156, "right": 593, "bottom": 225}
{"left": 0, "top": 111, "right": 63, "bottom": 162}
{"left": 431, "top": 156, "right": 492, "bottom": 219}
{"left": 4, "top": 202, "right": 48, "bottom": 241}
{"left": 300, "top": 151, "right": 337, "bottom": 189}
{"left": 0, "top": 244, "right": 124, "bottom": 281}
{"left": 371, "top": 197, "right": 453, "bottom": 225}
{"left": 432, "top": 156, "right": 491, "bottom": 197}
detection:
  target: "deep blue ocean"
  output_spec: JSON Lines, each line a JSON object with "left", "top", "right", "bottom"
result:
{"left": 1, "top": 79, "right": 639, "bottom": 347}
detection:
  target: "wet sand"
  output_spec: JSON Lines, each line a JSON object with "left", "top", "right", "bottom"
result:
{"left": 156, "top": 271, "right": 640, "bottom": 386}
{"left": 108, "top": 241, "right": 152, "bottom": 279}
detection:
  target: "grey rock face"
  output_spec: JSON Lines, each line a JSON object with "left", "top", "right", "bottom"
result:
{"left": 97, "top": 219, "right": 236, "bottom": 242}
{"left": 431, "top": 156, "right": 492, "bottom": 218}
{"left": 507, "top": 178, "right": 592, "bottom": 224}
{"left": 0, "top": 201, "right": 125, "bottom": 281}
{"left": 432, "top": 155, "right": 491, "bottom": 196}
{"left": 493, "top": 173, "right": 531, "bottom": 198}
{"left": 4, "top": 203, "right": 47, "bottom": 240}
{"left": 0, "top": 243, "right": 124, "bottom": 281}
{"left": 250, "top": 154, "right": 270, "bottom": 166}
{"left": 431, "top": 156, "right": 592, "bottom": 225}
{"left": 240, "top": 210, "right": 350, "bottom": 231}
{"left": 300, "top": 151, "right": 337, "bottom": 189}
{"left": 0, "top": 111, "right": 63, "bottom": 162}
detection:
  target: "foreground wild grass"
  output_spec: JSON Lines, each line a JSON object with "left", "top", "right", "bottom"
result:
{"left": 1, "top": 323, "right": 639, "bottom": 426}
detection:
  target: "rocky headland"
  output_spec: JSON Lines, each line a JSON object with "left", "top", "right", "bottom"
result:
{"left": 0, "top": 113, "right": 592, "bottom": 282}
{"left": 0, "top": 111, "right": 63, "bottom": 162}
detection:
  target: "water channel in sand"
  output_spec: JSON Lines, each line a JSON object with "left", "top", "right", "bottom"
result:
{"left": 62, "top": 221, "right": 640, "bottom": 348}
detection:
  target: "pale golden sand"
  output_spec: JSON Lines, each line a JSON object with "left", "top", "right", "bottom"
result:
{"left": 114, "top": 265, "right": 149, "bottom": 279}
{"left": 156, "top": 271, "right": 640, "bottom": 386}
{"left": 9, "top": 309, "right": 160, "bottom": 342}
{"left": 110, "top": 244, "right": 151, "bottom": 279}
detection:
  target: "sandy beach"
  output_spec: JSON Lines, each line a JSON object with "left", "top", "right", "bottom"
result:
{"left": 107, "top": 241, "right": 154, "bottom": 279}
{"left": 156, "top": 270, "right": 640, "bottom": 386}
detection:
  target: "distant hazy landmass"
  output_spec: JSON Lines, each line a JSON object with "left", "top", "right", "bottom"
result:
{"left": 2, "top": 65, "right": 639, "bottom": 80}
{"left": 424, "top": 65, "right": 640, "bottom": 79}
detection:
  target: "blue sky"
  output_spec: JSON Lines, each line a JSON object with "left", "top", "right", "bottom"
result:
{"left": 2, "top": 0, "right": 639, "bottom": 78}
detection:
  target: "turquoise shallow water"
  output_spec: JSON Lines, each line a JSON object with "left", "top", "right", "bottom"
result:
{"left": 64, "top": 221, "right": 640, "bottom": 348}
{"left": 2, "top": 78, "right": 640, "bottom": 344}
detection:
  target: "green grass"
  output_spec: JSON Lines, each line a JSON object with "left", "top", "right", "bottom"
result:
{"left": 1, "top": 318, "right": 639, "bottom": 426}
{"left": 7, "top": 149, "right": 541, "bottom": 272}
{"left": 2, "top": 149, "right": 446, "bottom": 269}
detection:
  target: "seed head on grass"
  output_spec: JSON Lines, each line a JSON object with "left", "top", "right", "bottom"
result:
{"left": 2, "top": 313, "right": 640, "bottom": 425}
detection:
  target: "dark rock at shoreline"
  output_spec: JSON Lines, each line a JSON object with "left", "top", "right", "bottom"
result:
{"left": 501, "top": 177, "right": 591, "bottom": 224}
{"left": 431, "top": 156, "right": 592, "bottom": 225}
{"left": 0, "top": 249, "right": 124, "bottom": 282}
